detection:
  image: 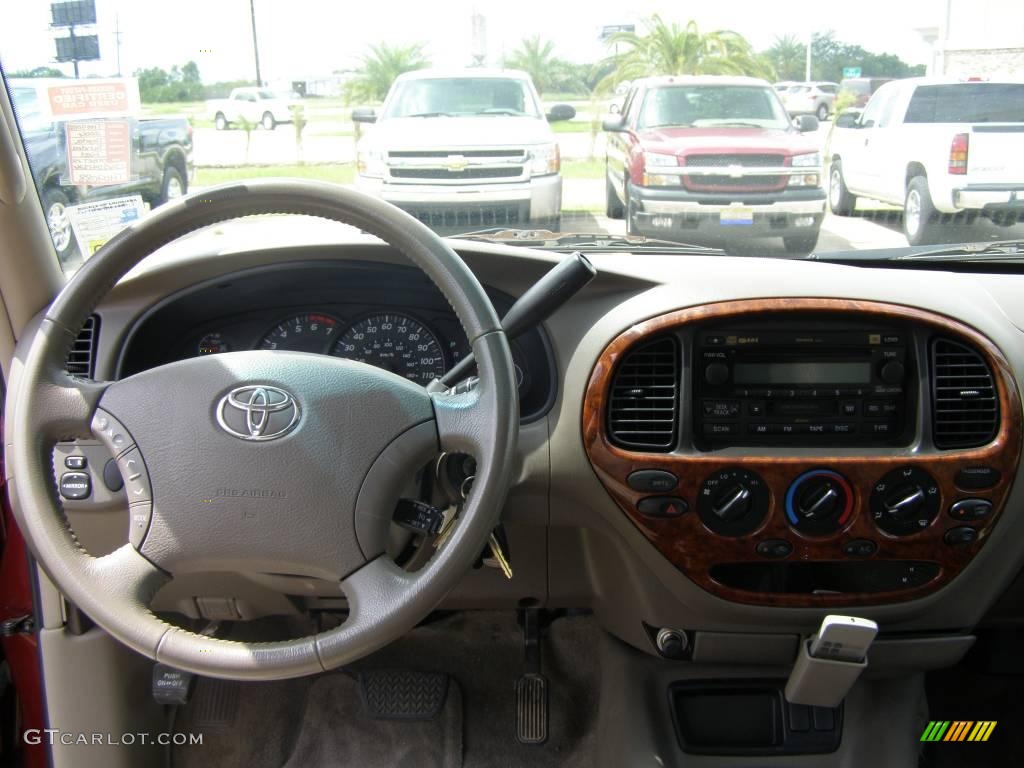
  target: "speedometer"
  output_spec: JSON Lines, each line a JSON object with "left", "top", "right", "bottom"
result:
{"left": 260, "top": 313, "right": 340, "bottom": 353}
{"left": 332, "top": 313, "right": 446, "bottom": 385}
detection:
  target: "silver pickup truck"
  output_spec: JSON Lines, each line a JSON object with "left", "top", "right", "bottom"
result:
{"left": 352, "top": 69, "right": 575, "bottom": 232}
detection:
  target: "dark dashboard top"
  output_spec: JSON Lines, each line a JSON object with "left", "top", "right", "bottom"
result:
{"left": 117, "top": 259, "right": 556, "bottom": 422}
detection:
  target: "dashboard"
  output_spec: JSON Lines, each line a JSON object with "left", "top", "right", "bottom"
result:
{"left": 117, "top": 260, "right": 555, "bottom": 422}
{"left": 43, "top": 226, "right": 1024, "bottom": 661}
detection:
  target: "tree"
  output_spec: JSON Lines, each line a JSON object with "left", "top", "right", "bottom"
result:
{"left": 504, "top": 36, "right": 580, "bottom": 95}
{"left": 809, "top": 31, "right": 925, "bottom": 82}
{"left": 135, "top": 62, "right": 204, "bottom": 103}
{"left": 765, "top": 35, "right": 805, "bottom": 82}
{"left": 344, "top": 42, "right": 429, "bottom": 104}
{"left": 600, "top": 15, "right": 773, "bottom": 92}
{"left": 9, "top": 66, "right": 66, "bottom": 78}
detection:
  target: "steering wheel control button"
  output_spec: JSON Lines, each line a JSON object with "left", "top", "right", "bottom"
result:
{"left": 129, "top": 502, "right": 153, "bottom": 548}
{"left": 842, "top": 539, "right": 878, "bottom": 558}
{"left": 944, "top": 526, "right": 978, "bottom": 547}
{"left": 91, "top": 409, "right": 135, "bottom": 457}
{"left": 948, "top": 498, "right": 993, "bottom": 522}
{"left": 697, "top": 468, "right": 769, "bottom": 537}
{"left": 115, "top": 448, "right": 151, "bottom": 503}
{"left": 59, "top": 471, "right": 91, "bottom": 500}
{"left": 637, "top": 496, "right": 688, "bottom": 518}
{"left": 64, "top": 455, "right": 87, "bottom": 470}
{"left": 102, "top": 459, "right": 125, "bottom": 492}
{"left": 870, "top": 467, "right": 940, "bottom": 536}
{"left": 785, "top": 469, "right": 854, "bottom": 537}
{"left": 755, "top": 539, "right": 793, "bottom": 558}
{"left": 627, "top": 470, "right": 678, "bottom": 493}
{"left": 954, "top": 466, "right": 1000, "bottom": 491}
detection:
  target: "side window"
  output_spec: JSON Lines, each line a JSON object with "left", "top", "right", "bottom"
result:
{"left": 860, "top": 86, "right": 894, "bottom": 128}
{"left": 820, "top": 85, "right": 838, "bottom": 95}
{"left": 621, "top": 87, "right": 640, "bottom": 126}
{"left": 877, "top": 89, "right": 904, "bottom": 127}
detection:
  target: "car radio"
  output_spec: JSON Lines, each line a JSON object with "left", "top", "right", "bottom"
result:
{"left": 694, "top": 323, "right": 910, "bottom": 445}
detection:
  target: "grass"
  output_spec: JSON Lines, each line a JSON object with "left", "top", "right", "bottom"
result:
{"left": 552, "top": 121, "right": 597, "bottom": 134}
{"left": 195, "top": 164, "right": 355, "bottom": 186}
{"left": 561, "top": 159, "right": 603, "bottom": 180}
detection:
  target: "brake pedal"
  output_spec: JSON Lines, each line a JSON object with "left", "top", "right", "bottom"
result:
{"left": 515, "top": 607, "right": 548, "bottom": 744}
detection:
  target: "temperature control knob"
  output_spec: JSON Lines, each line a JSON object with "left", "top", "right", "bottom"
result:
{"left": 786, "top": 469, "right": 854, "bottom": 536}
{"left": 870, "top": 467, "right": 940, "bottom": 536}
{"left": 698, "top": 468, "right": 769, "bottom": 536}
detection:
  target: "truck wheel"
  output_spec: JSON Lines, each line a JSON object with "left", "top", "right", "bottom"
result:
{"left": 157, "top": 166, "right": 187, "bottom": 206}
{"left": 828, "top": 160, "right": 857, "bottom": 216}
{"left": 816, "top": 103, "right": 829, "bottom": 122}
{"left": 261, "top": 112, "right": 276, "bottom": 130}
{"left": 783, "top": 233, "right": 819, "bottom": 256}
{"left": 42, "top": 188, "right": 76, "bottom": 262}
{"left": 215, "top": 112, "right": 229, "bottom": 131}
{"left": 904, "top": 176, "right": 944, "bottom": 246}
{"left": 605, "top": 171, "right": 624, "bottom": 219}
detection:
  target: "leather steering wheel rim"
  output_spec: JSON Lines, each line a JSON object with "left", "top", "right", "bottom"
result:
{"left": 6, "top": 180, "right": 518, "bottom": 680}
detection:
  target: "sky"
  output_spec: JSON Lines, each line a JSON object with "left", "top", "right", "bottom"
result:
{"left": 0, "top": 0, "right": 1017, "bottom": 86}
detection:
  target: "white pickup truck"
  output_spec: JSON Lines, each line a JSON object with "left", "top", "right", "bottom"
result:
{"left": 207, "top": 87, "right": 298, "bottom": 131}
{"left": 352, "top": 69, "right": 575, "bottom": 232}
{"left": 826, "top": 78, "right": 1024, "bottom": 245}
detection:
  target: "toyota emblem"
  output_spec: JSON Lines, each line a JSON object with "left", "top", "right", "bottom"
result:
{"left": 216, "top": 385, "right": 300, "bottom": 441}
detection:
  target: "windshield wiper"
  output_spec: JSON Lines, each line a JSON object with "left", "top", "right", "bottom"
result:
{"left": 449, "top": 228, "right": 725, "bottom": 254}
{"left": 474, "top": 108, "right": 528, "bottom": 116}
{"left": 702, "top": 121, "right": 764, "bottom": 128}
{"left": 810, "top": 240, "right": 1024, "bottom": 263}
{"left": 405, "top": 111, "right": 455, "bottom": 118}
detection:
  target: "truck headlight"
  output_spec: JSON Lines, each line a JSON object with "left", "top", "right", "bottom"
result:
{"left": 642, "top": 152, "right": 679, "bottom": 186}
{"left": 791, "top": 152, "right": 820, "bottom": 167}
{"left": 357, "top": 147, "right": 386, "bottom": 178}
{"left": 529, "top": 143, "right": 560, "bottom": 176}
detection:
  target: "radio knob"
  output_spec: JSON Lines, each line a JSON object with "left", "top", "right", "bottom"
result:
{"left": 879, "top": 359, "right": 905, "bottom": 385}
{"left": 705, "top": 362, "right": 730, "bottom": 386}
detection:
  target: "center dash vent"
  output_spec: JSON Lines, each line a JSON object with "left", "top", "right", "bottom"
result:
{"left": 65, "top": 315, "right": 99, "bottom": 378}
{"left": 931, "top": 337, "right": 998, "bottom": 449}
{"left": 608, "top": 336, "right": 679, "bottom": 451}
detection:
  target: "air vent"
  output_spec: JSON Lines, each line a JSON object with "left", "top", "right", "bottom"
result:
{"left": 931, "top": 337, "right": 998, "bottom": 449}
{"left": 65, "top": 315, "right": 99, "bottom": 378}
{"left": 608, "top": 336, "right": 679, "bottom": 451}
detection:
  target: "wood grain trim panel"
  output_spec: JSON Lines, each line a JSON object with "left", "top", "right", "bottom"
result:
{"left": 582, "top": 298, "right": 1022, "bottom": 607}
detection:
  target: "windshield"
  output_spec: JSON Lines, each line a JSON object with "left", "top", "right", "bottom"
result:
{"left": 637, "top": 85, "right": 792, "bottom": 129}
{"left": 382, "top": 77, "right": 540, "bottom": 118}
{"left": 1, "top": 1, "right": 1022, "bottom": 274}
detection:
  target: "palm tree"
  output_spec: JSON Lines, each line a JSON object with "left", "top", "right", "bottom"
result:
{"left": 505, "top": 37, "right": 566, "bottom": 95}
{"left": 765, "top": 35, "right": 806, "bottom": 82}
{"left": 344, "top": 42, "right": 429, "bottom": 104}
{"left": 600, "top": 16, "right": 773, "bottom": 92}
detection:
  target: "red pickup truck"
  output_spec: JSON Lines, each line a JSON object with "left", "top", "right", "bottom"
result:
{"left": 603, "top": 76, "right": 825, "bottom": 254}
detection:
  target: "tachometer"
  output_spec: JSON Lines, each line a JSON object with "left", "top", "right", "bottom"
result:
{"left": 332, "top": 313, "right": 446, "bottom": 385}
{"left": 260, "top": 313, "right": 340, "bottom": 353}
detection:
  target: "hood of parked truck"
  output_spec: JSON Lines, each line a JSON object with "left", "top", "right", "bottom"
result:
{"left": 362, "top": 115, "right": 555, "bottom": 149}
{"left": 637, "top": 126, "right": 818, "bottom": 158}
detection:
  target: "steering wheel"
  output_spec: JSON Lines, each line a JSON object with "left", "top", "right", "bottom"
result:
{"left": 6, "top": 181, "right": 519, "bottom": 680}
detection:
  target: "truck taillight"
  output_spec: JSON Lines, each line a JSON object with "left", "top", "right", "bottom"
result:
{"left": 949, "top": 133, "right": 969, "bottom": 175}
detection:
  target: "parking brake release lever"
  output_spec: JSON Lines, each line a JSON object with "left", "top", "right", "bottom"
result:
{"left": 432, "top": 251, "right": 596, "bottom": 390}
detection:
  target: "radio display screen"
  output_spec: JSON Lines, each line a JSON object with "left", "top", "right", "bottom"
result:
{"left": 733, "top": 361, "right": 872, "bottom": 385}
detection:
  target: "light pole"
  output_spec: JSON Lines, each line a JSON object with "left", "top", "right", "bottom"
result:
{"left": 805, "top": 32, "right": 812, "bottom": 81}
{"left": 249, "top": 0, "right": 262, "bottom": 86}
